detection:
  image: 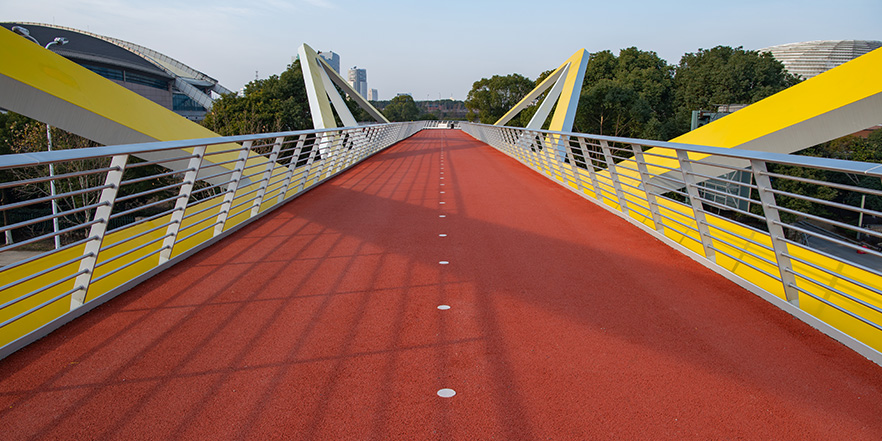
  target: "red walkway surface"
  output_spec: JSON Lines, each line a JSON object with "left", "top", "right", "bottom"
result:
{"left": 1, "top": 130, "right": 881, "bottom": 440}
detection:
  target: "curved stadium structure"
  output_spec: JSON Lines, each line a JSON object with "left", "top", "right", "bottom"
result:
{"left": 0, "top": 22, "right": 231, "bottom": 121}
{"left": 760, "top": 39, "right": 882, "bottom": 80}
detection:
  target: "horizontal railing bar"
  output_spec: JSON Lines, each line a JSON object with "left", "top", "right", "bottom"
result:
{"left": 767, "top": 188, "right": 882, "bottom": 219}
{"left": 120, "top": 168, "right": 192, "bottom": 186}
{"left": 684, "top": 170, "right": 759, "bottom": 191}
{"left": 114, "top": 181, "right": 187, "bottom": 203}
{"left": 683, "top": 158, "right": 754, "bottom": 173}
{"left": 0, "top": 235, "right": 95, "bottom": 272}
{"left": 790, "top": 284, "right": 882, "bottom": 332}
{"left": 777, "top": 222, "right": 882, "bottom": 258}
{"left": 0, "top": 253, "right": 90, "bottom": 292}
{"left": 0, "top": 166, "right": 117, "bottom": 190}
{"left": 90, "top": 246, "right": 169, "bottom": 284}
{"left": 784, "top": 252, "right": 882, "bottom": 297}
{"left": 705, "top": 231, "right": 778, "bottom": 267}
{"left": 773, "top": 206, "right": 882, "bottom": 241}
{"left": 0, "top": 272, "right": 86, "bottom": 319}
{"left": 94, "top": 234, "right": 172, "bottom": 269}
{"left": 175, "top": 220, "right": 223, "bottom": 244}
{"left": 0, "top": 183, "right": 114, "bottom": 212}
{"left": 702, "top": 221, "right": 775, "bottom": 252}
{"left": 197, "top": 157, "right": 246, "bottom": 170}
{"left": 108, "top": 197, "right": 183, "bottom": 220}
{"left": 693, "top": 183, "right": 759, "bottom": 205}
{"left": 693, "top": 195, "right": 767, "bottom": 222}
{"left": 708, "top": 245, "right": 782, "bottom": 282}
{"left": 101, "top": 218, "right": 177, "bottom": 252}
{"left": 762, "top": 171, "right": 882, "bottom": 198}
{"left": 0, "top": 203, "right": 106, "bottom": 235}
{"left": 125, "top": 153, "right": 200, "bottom": 169}
{"left": 656, "top": 210, "right": 701, "bottom": 235}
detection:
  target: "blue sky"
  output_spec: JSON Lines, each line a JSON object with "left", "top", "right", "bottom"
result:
{"left": 2, "top": 0, "right": 880, "bottom": 100}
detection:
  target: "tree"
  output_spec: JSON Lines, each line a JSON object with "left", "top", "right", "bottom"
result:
{"left": 573, "top": 48, "right": 676, "bottom": 140}
{"left": 382, "top": 95, "right": 421, "bottom": 121}
{"left": 464, "top": 74, "right": 535, "bottom": 124}
{"left": 202, "top": 59, "right": 312, "bottom": 135}
{"left": 673, "top": 46, "right": 800, "bottom": 135}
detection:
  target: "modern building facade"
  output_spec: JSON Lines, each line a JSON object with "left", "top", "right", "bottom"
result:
{"left": 317, "top": 51, "right": 340, "bottom": 74}
{"left": 348, "top": 66, "right": 368, "bottom": 98}
{"left": 368, "top": 89, "right": 379, "bottom": 101}
{"left": 759, "top": 40, "right": 882, "bottom": 80}
{"left": 1, "top": 22, "right": 231, "bottom": 122}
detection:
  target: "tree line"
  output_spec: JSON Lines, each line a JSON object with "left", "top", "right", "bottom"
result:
{"left": 464, "top": 45, "right": 801, "bottom": 141}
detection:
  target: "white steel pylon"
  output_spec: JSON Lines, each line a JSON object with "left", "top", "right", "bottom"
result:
{"left": 298, "top": 43, "right": 389, "bottom": 129}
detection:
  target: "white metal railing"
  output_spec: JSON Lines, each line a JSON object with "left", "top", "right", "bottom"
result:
{"left": 0, "top": 121, "right": 428, "bottom": 358}
{"left": 461, "top": 122, "right": 882, "bottom": 364}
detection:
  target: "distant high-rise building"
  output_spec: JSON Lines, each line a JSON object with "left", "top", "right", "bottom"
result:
{"left": 368, "top": 89, "right": 379, "bottom": 101}
{"left": 317, "top": 51, "right": 340, "bottom": 74}
{"left": 348, "top": 66, "right": 368, "bottom": 98}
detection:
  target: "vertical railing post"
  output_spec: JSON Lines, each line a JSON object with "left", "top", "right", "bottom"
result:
{"left": 214, "top": 142, "right": 251, "bottom": 237}
{"left": 295, "top": 138, "right": 320, "bottom": 193}
{"left": 631, "top": 144, "right": 665, "bottom": 233}
{"left": 314, "top": 132, "right": 333, "bottom": 181}
{"left": 250, "top": 137, "right": 285, "bottom": 218}
{"left": 70, "top": 154, "right": 128, "bottom": 309}
{"left": 599, "top": 140, "right": 630, "bottom": 217}
{"left": 751, "top": 159, "right": 800, "bottom": 305}
{"left": 277, "top": 134, "right": 306, "bottom": 204}
{"left": 676, "top": 150, "right": 717, "bottom": 262}
{"left": 159, "top": 145, "right": 206, "bottom": 264}
{"left": 577, "top": 138, "right": 604, "bottom": 201}
{"left": 562, "top": 137, "right": 585, "bottom": 194}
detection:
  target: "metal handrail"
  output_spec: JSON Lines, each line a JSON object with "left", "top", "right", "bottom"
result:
{"left": 0, "top": 121, "right": 430, "bottom": 359}
{"left": 460, "top": 121, "right": 882, "bottom": 365}
{"left": 464, "top": 122, "right": 882, "bottom": 177}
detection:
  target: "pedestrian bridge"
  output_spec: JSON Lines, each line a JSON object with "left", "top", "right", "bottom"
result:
{"left": 2, "top": 27, "right": 882, "bottom": 439}
{"left": 1, "top": 123, "right": 882, "bottom": 440}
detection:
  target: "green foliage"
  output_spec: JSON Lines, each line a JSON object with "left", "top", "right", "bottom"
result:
{"left": 464, "top": 74, "right": 535, "bottom": 124}
{"left": 673, "top": 46, "right": 800, "bottom": 134}
{"left": 382, "top": 95, "right": 421, "bottom": 121}
{"left": 757, "top": 134, "right": 882, "bottom": 232}
{"left": 573, "top": 48, "right": 676, "bottom": 140}
{"left": 202, "top": 59, "right": 312, "bottom": 135}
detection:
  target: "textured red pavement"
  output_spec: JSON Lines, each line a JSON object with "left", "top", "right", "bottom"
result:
{"left": 1, "top": 130, "right": 881, "bottom": 440}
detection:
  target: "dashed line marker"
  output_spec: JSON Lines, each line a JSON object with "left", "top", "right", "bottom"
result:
{"left": 437, "top": 305, "right": 451, "bottom": 310}
{"left": 439, "top": 261, "right": 449, "bottom": 265}
{"left": 440, "top": 201, "right": 445, "bottom": 204}
{"left": 437, "top": 388, "right": 456, "bottom": 398}
{"left": 439, "top": 215, "right": 446, "bottom": 218}
{"left": 439, "top": 234, "right": 447, "bottom": 237}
